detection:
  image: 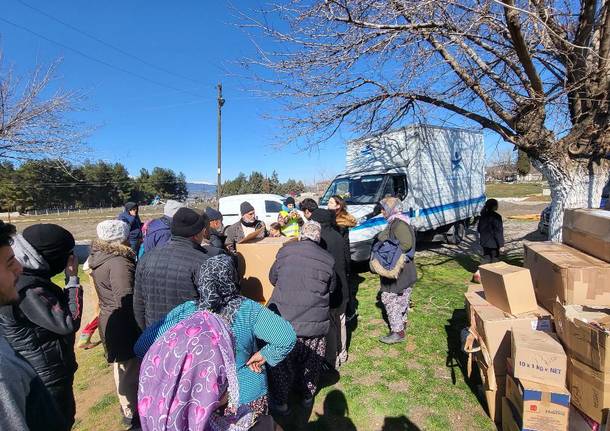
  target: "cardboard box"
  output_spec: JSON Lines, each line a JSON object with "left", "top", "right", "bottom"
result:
{"left": 569, "top": 404, "right": 608, "bottom": 431}
{"left": 484, "top": 378, "right": 506, "bottom": 423}
{"left": 464, "top": 290, "right": 490, "bottom": 324}
{"left": 512, "top": 329, "right": 567, "bottom": 387}
{"left": 505, "top": 374, "right": 570, "bottom": 431}
{"left": 563, "top": 209, "right": 610, "bottom": 263}
{"left": 568, "top": 356, "right": 610, "bottom": 423}
{"left": 236, "top": 236, "right": 295, "bottom": 303}
{"left": 524, "top": 242, "right": 610, "bottom": 311}
{"left": 470, "top": 299, "right": 553, "bottom": 376}
{"left": 479, "top": 262, "right": 538, "bottom": 315}
{"left": 502, "top": 397, "right": 521, "bottom": 431}
{"left": 554, "top": 303, "right": 610, "bottom": 372}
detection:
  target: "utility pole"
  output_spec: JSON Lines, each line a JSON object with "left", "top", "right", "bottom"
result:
{"left": 216, "top": 83, "right": 225, "bottom": 205}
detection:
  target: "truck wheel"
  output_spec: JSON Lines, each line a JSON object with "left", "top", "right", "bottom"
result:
{"left": 447, "top": 221, "right": 466, "bottom": 245}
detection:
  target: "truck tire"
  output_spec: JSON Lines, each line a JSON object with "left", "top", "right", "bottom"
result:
{"left": 447, "top": 221, "right": 466, "bottom": 245}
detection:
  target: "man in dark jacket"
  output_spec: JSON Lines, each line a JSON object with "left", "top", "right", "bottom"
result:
{"left": 118, "top": 202, "right": 143, "bottom": 253}
{"left": 205, "top": 207, "right": 226, "bottom": 249}
{"left": 267, "top": 221, "right": 336, "bottom": 413}
{"left": 311, "top": 208, "right": 349, "bottom": 368}
{"left": 224, "top": 201, "right": 267, "bottom": 254}
{"left": 0, "top": 221, "right": 65, "bottom": 431}
{"left": 142, "top": 200, "right": 185, "bottom": 253}
{"left": 133, "top": 208, "right": 223, "bottom": 329}
{"left": 0, "top": 224, "right": 83, "bottom": 430}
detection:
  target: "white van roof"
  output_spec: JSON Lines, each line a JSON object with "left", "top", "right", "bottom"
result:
{"left": 218, "top": 194, "right": 285, "bottom": 204}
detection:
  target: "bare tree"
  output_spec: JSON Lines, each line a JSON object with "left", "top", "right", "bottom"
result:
{"left": 487, "top": 150, "right": 517, "bottom": 181}
{"left": 240, "top": 0, "right": 610, "bottom": 240}
{"left": 0, "top": 53, "right": 88, "bottom": 161}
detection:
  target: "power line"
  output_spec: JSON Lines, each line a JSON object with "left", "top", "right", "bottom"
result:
{"left": 0, "top": 16, "right": 209, "bottom": 99}
{"left": 13, "top": 0, "right": 212, "bottom": 88}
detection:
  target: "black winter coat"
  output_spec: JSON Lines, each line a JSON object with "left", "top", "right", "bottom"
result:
{"left": 0, "top": 271, "right": 82, "bottom": 431}
{"left": 477, "top": 211, "right": 504, "bottom": 249}
{"left": 88, "top": 241, "right": 141, "bottom": 363}
{"left": 268, "top": 240, "right": 336, "bottom": 337}
{"left": 208, "top": 228, "right": 226, "bottom": 250}
{"left": 311, "top": 209, "right": 349, "bottom": 313}
{"left": 133, "top": 236, "right": 224, "bottom": 329}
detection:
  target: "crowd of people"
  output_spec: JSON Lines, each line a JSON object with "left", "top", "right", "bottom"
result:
{"left": 0, "top": 194, "right": 419, "bottom": 431}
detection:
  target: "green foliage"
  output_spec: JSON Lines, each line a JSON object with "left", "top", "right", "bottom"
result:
{"left": 220, "top": 170, "right": 306, "bottom": 197}
{"left": 0, "top": 159, "right": 188, "bottom": 212}
{"left": 517, "top": 150, "right": 531, "bottom": 176}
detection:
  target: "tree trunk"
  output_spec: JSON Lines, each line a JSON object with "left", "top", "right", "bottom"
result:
{"left": 532, "top": 157, "right": 610, "bottom": 242}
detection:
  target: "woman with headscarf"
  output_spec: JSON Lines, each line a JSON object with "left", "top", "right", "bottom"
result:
{"left": 0, "top": 224, "right": 83, "bottom": 430}
{"left": 374, "top": 197, "right": 417, "bottom": 344}
{"left": 134, "top": 254, "right": 296, "bottom": 419}
{"left": 138, "top": 310, "right": 255, "bottom": 431}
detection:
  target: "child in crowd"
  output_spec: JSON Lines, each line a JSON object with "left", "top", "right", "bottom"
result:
{"left": 269, "top": 222, "right": 282, "bottom": 238}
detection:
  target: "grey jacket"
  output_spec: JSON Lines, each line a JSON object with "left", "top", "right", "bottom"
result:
{"left": 268, "top": 240, "right": 336, "bottom": 337}
{"left": 0, "top": 336, "right": 64, "bottom": 431}
{"left": 224, "top": 219, "right": 267, "bottom": 254}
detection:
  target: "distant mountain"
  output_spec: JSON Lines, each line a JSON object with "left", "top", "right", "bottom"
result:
{"left": 187, "top": 182, "right": 217, "bottom": 198}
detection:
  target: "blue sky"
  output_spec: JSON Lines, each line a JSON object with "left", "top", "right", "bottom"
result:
{"left": 0, "top": 0, "right": 511, "bottom": 184}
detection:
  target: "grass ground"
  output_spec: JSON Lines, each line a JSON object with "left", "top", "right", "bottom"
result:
{"left": 63, "top": 254, "right": 499, "bottom": 431}
{"left": 485, "top": 182, "right": 544, "bottom": 198}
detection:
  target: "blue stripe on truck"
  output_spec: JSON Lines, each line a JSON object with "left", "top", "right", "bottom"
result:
{"left": 351, "top": 194, "right": 486, "bottom": 232}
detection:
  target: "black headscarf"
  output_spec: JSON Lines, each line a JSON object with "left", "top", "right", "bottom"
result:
{"left": 197, "top": 255, "right": 244, "bottom": 325}
{"left": 22, "top": 224, "right": 75, "bottom": 276}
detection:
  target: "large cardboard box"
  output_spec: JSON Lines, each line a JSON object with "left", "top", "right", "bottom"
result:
{"left": 236, "top": 236, "right": 295, "bottom": 303}
{"left": 555, "top": 303, "right": 610, "bottom": 372}
{"left": 484, "top": 378, "right": 506, "bottom": 423}
{"left": 512, "top": 329, "right": 567, "bottom": 387}
{"left": 479, "top": 262, "right": 538, "bottom": 315}
{"left": 524, "top": 242, "right": 610, "bottom": 311}
{"left": 563, "top": 209, "right": 610, "bottom": 263}
{"left": 469, "top": 299, "right": 552, "bottom": 376}
{"left": 505, "top": 374, "right": 570, "bottom": 431}
{"left": 464, "top": 289, "right": 490, "bottom": 324}
{"left": 568, "top": 356, "right": 610, "bottom": 424}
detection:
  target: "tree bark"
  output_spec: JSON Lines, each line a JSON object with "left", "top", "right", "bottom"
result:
{"left": 532, "top": 157, "right": 610, "bottom": 241}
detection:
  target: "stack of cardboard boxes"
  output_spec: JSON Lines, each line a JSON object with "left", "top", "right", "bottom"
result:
{"left": 465, "top": 209, "right": 610, "bottom": 430}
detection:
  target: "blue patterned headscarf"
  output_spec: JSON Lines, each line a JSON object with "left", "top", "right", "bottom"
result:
{"left": 197, "top": 255, "right": 244, "bottom": 325}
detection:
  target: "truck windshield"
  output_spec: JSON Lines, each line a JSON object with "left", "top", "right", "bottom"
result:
{"left": 320, "top": 175, "right": 385, "bottom": 205}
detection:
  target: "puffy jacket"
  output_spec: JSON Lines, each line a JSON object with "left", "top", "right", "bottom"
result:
{"left": 88, "top": 240, "right": 141, "bottom": 362}
{"left": 133, "top": 236, "right": 224, "bottom": 329}
{"left": 142, "top": 216, "right": 171, "bottom": 253}
{"left": 376, "top": 219, "right": 417, "bottom": 294}
{"left": 478, "top": 211, "right": 504, "bottom": 249}
{"left": 268, "top": 240, "right": 336, "bottom": 337}
{"left": 0, "top": 235, "right": 82, "bottom": 430}
{"left": 117, "top": 211, "right": 143, "bottom": 244}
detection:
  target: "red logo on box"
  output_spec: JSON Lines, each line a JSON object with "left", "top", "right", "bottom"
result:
{"left": 530, "top": 405, "right": 537, "bottom": 412}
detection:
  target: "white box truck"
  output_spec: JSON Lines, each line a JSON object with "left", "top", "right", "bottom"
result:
{"left": 319, "top": 124, "right": 486, "bottom": 261}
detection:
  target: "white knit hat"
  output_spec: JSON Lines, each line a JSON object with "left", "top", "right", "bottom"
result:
{"left": 97, "top": 220, "right": 129, "bottom": 242}
{"left": 300, "top": 220, "right": 321, "bottom": 243}
{"left": 164, "top": 200, "right": 185, "bottom": 218}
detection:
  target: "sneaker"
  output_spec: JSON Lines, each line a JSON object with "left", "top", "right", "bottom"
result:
{"left": 379, "top": 331, "right": 405, "bottom": 344}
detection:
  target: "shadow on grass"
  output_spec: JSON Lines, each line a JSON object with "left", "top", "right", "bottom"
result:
{"left": 304, "top": 390, "right": 422, "bottom": 431}
{"left": 444, "top": 308, "right": 486, "bottom": 410}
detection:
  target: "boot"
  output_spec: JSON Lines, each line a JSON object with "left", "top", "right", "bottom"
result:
{"left": 379, "top": 331, "right": 405, "bottom": 344}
